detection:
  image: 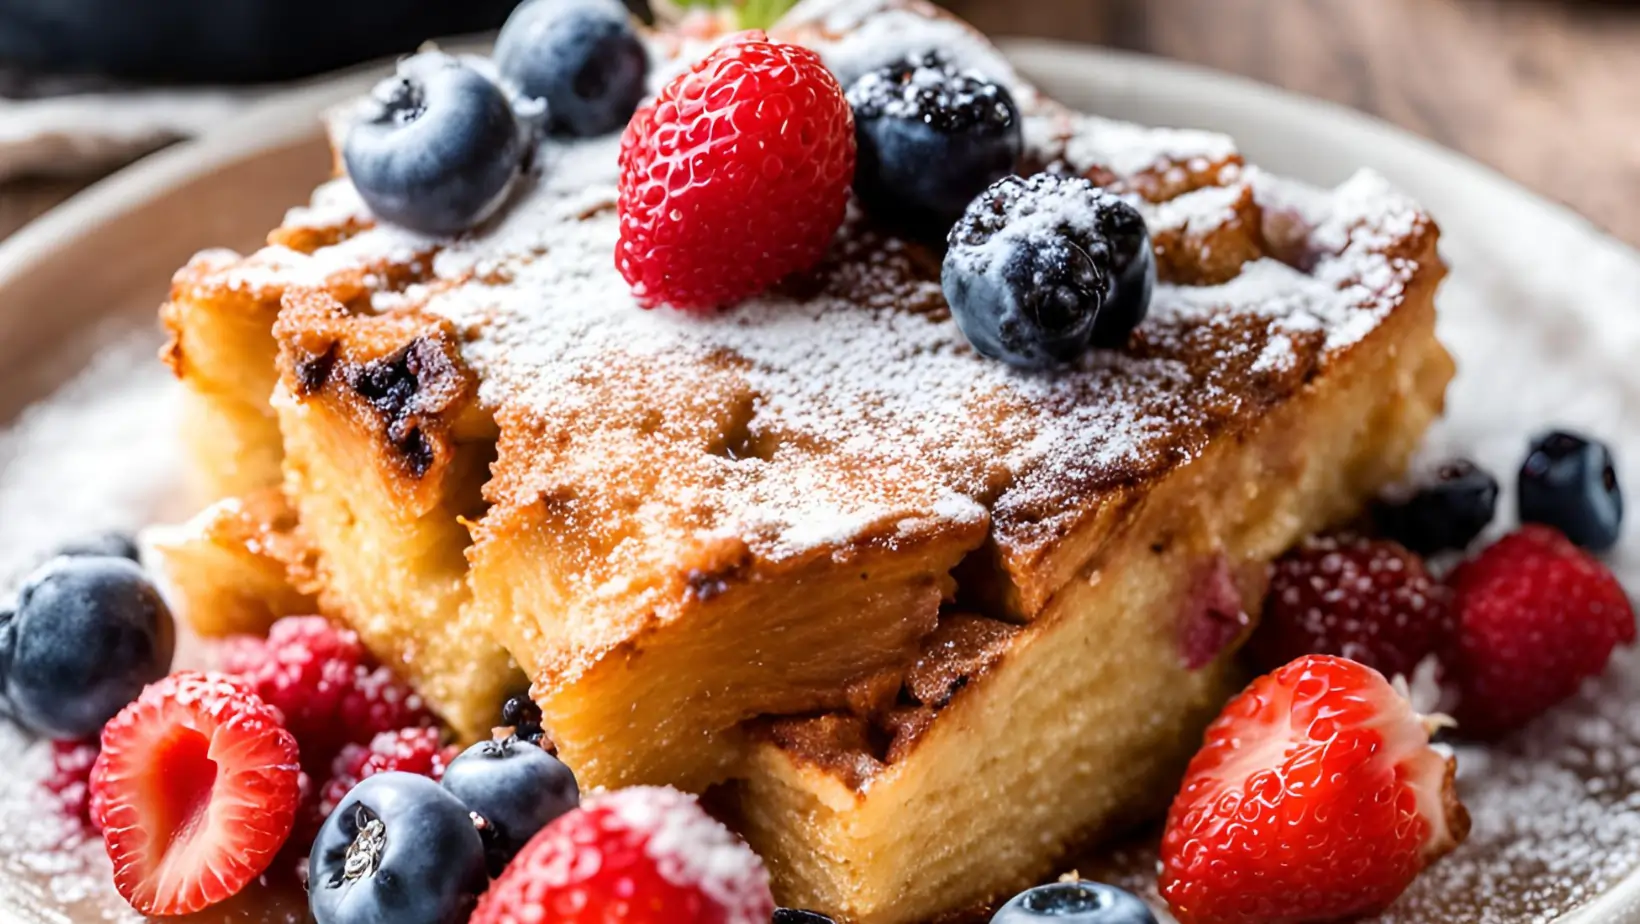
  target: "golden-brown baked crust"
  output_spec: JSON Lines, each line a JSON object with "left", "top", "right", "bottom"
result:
{"left": 148, "top": 487, "right": 320, "bottom": 638}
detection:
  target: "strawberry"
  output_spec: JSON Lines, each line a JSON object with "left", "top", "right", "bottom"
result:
{"left": 88, "top": 752, "right": 110, "bottom": 834}
{"left": 616, "top": 31, "right": 856, "bottom": 311}
{"left": 317, "top": 726, "right": 459, "bottom": 819}
{"left": 471, "top": 786, "right": 775, "bottom": 924}
{"left": 1158, "top": 655, "right": 1469, "bottom": 924}
{"left": 94, "top": 671, "right": 301, "bottom": 916}
{"left": 1249, "top": 534, "right": 1453, "bottom": 680}
{"left": 1447, "top": 525, "right": 1636, "bottom": 738}
{"left": 222, "top": 615, "right": 432, "bottom": 769}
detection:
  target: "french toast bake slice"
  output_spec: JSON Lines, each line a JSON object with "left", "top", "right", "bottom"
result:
{"left": 728, "top": 222, "right": 1450, "bottom": 923}
{"left": 157, "top": 2, "right": 1452, "bottom": 916}
{"left": 147, "top": 488, "right": 319, "bottom": 638}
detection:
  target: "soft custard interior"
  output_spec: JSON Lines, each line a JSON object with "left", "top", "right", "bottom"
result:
{"left": 268, "top": 295, "right": 517, "bottom": 741}
{"left": 275, "top": 392, "right": 515, "bottom": 741}
{"left": 475, "top": 504, "right": 979, "bottom": 790}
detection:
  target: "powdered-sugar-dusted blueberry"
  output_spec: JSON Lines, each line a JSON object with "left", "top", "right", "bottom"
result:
{"left": 942, "top": 173, "right": 1152, "bottom": 367}
{"left": 4, "top": 556, "right": 174, "bottom": 740}
{"left": 992, "top": 881, "right": 1156, "bottom": 924}
{"left": 848, "top": 53, "right": 1021, "bottom": 236}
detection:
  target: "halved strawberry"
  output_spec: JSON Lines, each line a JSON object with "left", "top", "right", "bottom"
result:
{"left": 94, "top": 671, "right": 301, "bottom": 916}
{"left": 1158, "top": 655, "right": 1470, "bottom": 924}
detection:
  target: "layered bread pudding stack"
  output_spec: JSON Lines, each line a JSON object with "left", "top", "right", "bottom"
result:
{"left": 155, "top": 1, "right": 1452, "bottom": 920}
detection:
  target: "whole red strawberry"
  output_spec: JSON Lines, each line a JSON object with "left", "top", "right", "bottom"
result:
{"left": 471, "top": 786, "right": 774, "bottom": 924}
{"left": 94, "top": 671, "right": 301, "bottom": 916}
{"left": 222, "top": 615, "right": 431, "bottom": 769}
{"left": 616, "top": 31, "right": 856, "bottom": 311}
{"left": 317, "top": 726, "right": 459, "bottom": 819}
{"left": 1158, "top": 655, "right": 1469, "bottom": 924}
{"left": 1250, "top": 534, "right": 1453, "bottom": 680}
{"left": 1447, "top": 525, "right": 1635, "bottom": 738}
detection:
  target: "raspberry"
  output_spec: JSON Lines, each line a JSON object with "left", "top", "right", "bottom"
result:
{"left": 43, "top": 739, "right": 100, "bottom": 830}
{"left": 1447, "top": 525, "right": 1636, "bottom": 738}
{"left": 221, "top": 615, "right": 431, "bottom": 769}
{"left": 336, "top": 664, "right": 433, "bottom": 744}
{"left": 317, "top": 726, "right": 459, "bottom": 819}
{"left": 616, "top": 31, "right": 856, "bottom": 311}
{"left": 471, "top": 786, "right": 775, "bottom": 924}
{"left": 1249, "top": 534, "right": 1453, "bottom": 680}
{"left": 1159, "top": 656, "right": 1469, "bottom": 924}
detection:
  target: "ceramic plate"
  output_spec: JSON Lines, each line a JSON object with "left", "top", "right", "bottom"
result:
{"left": 1, "top": 39, "right": 1637, "bottom": 924}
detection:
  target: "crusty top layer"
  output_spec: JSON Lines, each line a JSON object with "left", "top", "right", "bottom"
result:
{"left": 178, "top": 0, "right": 1439, "bottom": 619}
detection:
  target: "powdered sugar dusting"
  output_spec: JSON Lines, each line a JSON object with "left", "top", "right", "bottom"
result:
{"left": 789, "top": 0, "right": 1025, "bottom": 95}
{"left": 194, "top": 3, "right": 1427, "bottom": 571}
{"left": 1044, "top": 110, "right": 1237, "bottom": 180}
{"left": 944, "top": 174, "right": 1124, "bottom": 280}
{"left": 599, "top": 787, "right": 774, "bottom": 923}
{"left": 1144, "top": 182, "right": 1244, "bottom": 236}
{"left": 406, "top": 173, "right": 1410, "bottom": 562}
{"left": 0, "top": 337, "right": 190, "bottom": 581}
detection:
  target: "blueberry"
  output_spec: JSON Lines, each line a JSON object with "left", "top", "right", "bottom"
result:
{"left": 774, "top": 911, "right": 838, "bottom": 924}
{"left": 441, "top": 736, "right": 578, "bottom": 872}
{"left": 943, "top": 174, "right": 1152, "bottom": 368}
{"left": 498, "top": 693, "right": 547, "bottom": 746}
{"left": 310, "top": 773, "right": 487, "bottom": 924}
{"left": 53, "top": 532, "right": 141, "bottom": 562}
{"left": 1519, "top": 430, "right": 1624, "bottom": 551}
{"left": 495, "top": 0, "right": 650, "bottom": 137}
{"left": 1087, "top": 197, "right": 1156, "bottom": 349}
{"left": 1, "top": 557, "right": 173, "bottom": 739}
{"left": 1373, "top": 459, "right": 1500, "bottom": 554}
{"left": 991, "top": 882, "right": 1156, "bottom": 924}
{"left": 848, "top": 54, "right": 1022, "bottom": 237}
{"left": 343, "top": 53, "right": 536, "bottom": 236}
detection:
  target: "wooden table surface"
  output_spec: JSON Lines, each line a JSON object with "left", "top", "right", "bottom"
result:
{"left": 3, "top": 0, "right": 1638, "bottom": 246}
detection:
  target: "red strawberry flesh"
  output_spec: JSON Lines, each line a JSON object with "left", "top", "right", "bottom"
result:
{"left": 1159, "top": 655, "right": 1469, "bottom": 924}
{"left": 96, "top": 671, "right": 301, "bottom": 916}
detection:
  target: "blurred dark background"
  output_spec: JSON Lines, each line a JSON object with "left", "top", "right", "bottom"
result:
{"left": 0, "top": 0, "right": 1636, "bottom": 245}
